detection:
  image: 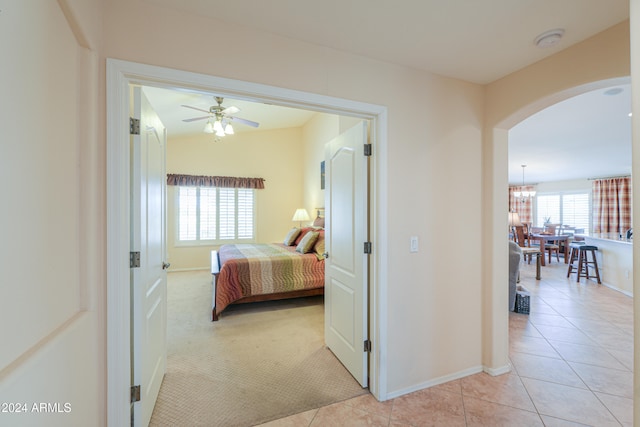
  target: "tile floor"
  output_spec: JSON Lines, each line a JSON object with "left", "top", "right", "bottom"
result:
{"left": 258, "top": 257, "right": 634, "bottom": 426}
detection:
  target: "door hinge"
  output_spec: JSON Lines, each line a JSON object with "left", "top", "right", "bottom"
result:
{"left": 364, "top": 339, "right": 372, "bottom": 352}
{"left": 130, "top": 251, "right": 141, "bottom": 268}
{"left": 130, "top": 117, "right": 140, "bottom": 135}
{"left": 131, "top": 385, "right": 141, "bottom": 403}
{"left": 364, "top": 143, "right": 372, "bottom": 156}
{"left": 364, "top": 242, "right": 372, "bottom": 254}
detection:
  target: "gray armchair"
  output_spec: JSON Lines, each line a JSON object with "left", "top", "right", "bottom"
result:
{"left": 509, "top": 241, "right": 522, "bottom": 311}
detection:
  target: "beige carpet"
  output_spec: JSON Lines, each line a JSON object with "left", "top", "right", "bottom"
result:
{"left": 149, "top": 270, "right": 368, "bottom": 427}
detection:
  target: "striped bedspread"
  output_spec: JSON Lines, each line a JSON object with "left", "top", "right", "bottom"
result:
{"left": 216, "top": 243, "right": 325, "bottom": 314}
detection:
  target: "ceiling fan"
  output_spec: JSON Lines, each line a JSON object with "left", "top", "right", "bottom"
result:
{"left": 181, "top": 96, "right": 260, "bottom": 136}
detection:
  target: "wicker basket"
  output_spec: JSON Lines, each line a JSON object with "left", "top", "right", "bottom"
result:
{"left": 515, "top": 286, "right": 530, "bottom": 314}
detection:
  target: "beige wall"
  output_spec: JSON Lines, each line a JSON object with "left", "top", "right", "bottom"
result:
{"left": 4, "top": 0, "right": 639, "bottom": 424}
{"left": 166, "top": 127, "right": 308, "bottom": 270}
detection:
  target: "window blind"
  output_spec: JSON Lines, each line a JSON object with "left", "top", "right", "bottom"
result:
{"left": 177, "top": 186, "right": 255, "bottom": 244}
{"left": 536, "top": 195, "right": 560, "bottom": 225}
{"left": 535, "top": 192, "right": 590, "bottom": 230}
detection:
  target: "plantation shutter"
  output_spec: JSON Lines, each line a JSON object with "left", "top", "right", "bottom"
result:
{"left": 237, "top": 189, "right": 254, "bottom": 240}
{"left": 562, "top": 193, "right": 590, "bottom": 231}
{"left": 219, "top": 188, "right": 236, "bottom": 240}
{"left": 179, "top": 187, "right": 198, "bottom": 241}
{"left": 536, "top": 195, "right": 560, "bottom": 226}
{"left": 199, "top": 187, "right": 217, "bottom": 240}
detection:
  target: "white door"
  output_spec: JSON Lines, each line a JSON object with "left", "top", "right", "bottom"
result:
{"left": 324, "top": 122, "right": 369, "bottom": 387}
{"left": 131, "top": 86, "right": 168, "bottom": 426}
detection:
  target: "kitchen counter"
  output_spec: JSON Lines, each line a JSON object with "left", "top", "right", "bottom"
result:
{"left": 574, "top": 233, "right": 632, "bottom": 295}
{"left": 576, "top": 232, "right": 632, "bottom": 245}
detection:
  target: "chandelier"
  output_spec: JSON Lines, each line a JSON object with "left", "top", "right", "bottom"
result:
{"left": 513, "top": 164, "right": 536, "bottom": 201}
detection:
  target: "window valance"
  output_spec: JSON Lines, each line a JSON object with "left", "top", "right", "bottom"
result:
{"left": 167, "top": 174, "right": 265, "bottom": 189}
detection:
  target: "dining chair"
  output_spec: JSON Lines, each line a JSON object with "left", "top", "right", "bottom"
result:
{"left": 514, "top": 225, "right": 540, "bottom": 264}
{"left": 513, "top": 226, "right": 542, "bottom": 279}
{"left": 557, "top": 224, "right": 575, "bottom": 252}
{"left": 522, "top": 222, "right": 533, "bottom": 246}
{"left": 543, "top": 223, "right": 561, "bottom": 262}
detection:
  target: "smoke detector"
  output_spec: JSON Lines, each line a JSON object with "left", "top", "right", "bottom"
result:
{"left": 534, "top": 29, "right": 565, "bottom": 48}
{"left": 603, "top": 87, "right": 624, "bottom": 96}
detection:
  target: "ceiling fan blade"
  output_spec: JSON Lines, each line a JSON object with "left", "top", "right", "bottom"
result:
{"left": 182, "top": 115, "right": 210, "bottom": 122}
{"left": 181, "top": 104, "right": 210, "bottom": 114}
{"left": 222, "top": 106, "right": 240, "bottom": 115}
{"left": 229, "top": 116, "right": 260, "bottom": 128}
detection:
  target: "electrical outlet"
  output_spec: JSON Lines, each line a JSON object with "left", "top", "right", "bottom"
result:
{"left": 410, "top": 236, "right": 419, "bottom": 253}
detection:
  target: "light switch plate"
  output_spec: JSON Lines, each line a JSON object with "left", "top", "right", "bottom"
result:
{"left": 410, "top": 236, "right": 419, "bottom": 253}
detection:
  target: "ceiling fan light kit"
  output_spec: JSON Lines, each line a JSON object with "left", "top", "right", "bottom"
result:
{"left": 213, "top": 120, "right": 224, "bottom": 134}
{"left": 182, "top": 96, "right": 259, "bottom": 139}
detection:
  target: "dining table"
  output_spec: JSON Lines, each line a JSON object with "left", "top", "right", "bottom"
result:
{"left": 529, "top": 233, "right": 570, "bottom": 266}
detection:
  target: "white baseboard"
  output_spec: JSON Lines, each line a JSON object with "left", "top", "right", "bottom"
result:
{"left": 385, "top": 365, "right": 484, "bottom": 400}
{"left": 483, "top": 362, "right": 512, "bottom": 376}
{"left": 601, "top": 282, "right": 633, "bottom": 297}
{"left": 168, "top": 267, "right": 209, "bottom": 273}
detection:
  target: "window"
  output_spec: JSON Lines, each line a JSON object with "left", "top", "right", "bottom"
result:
{"left": 535, "top": 192, "right": 590, "bottom": 231}
{"left": 177, "top": 186, "right": 255, "bottom": 244}
{"left": 561, "top": 193, "right": 590, "bottom": 231}
{"left": 535, "top": 194, "right": 560, "bottom": 225}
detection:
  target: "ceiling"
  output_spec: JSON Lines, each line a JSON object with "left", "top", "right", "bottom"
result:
{"left": 509, "top": 83, "right": 632, "bottom": 185}
{"left": 149, "top": 0, "right": 628, "bottom": 85}
{"left": 143, "top": 87, "right": 318, "bottom": 137}
{"left": 144, "top": 0, "right": 632, "bottom": 184}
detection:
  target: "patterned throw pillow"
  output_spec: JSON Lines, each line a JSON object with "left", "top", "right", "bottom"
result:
{"left": 294, "top": 227, "right": 313, "bottom": 245}
{"left": 296, "top": 231, "right": 319, "bottom": 254}
{"left": 314, "top": 231, "right": 325, "bottom": 257}
{"left": 283, "top": 228, "right": 301, "bottom": 246}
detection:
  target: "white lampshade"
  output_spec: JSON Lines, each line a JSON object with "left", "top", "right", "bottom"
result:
{"left": 508, "top": 211, "right": 522, "bottom": 227}
{"left": 224, "top": 123, "right": 234, "bottom": 135}
{"left": 203, "top": 120, "right": 214, "bottom": 134}
{"left": 292, "top": 208, "right": 310, "bottom": 227}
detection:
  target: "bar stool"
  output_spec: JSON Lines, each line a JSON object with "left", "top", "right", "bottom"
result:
{"left": 566, "top": 243, "right": 601, "bottom": 284}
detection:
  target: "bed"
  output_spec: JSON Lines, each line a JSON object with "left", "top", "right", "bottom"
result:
{"left": 211, "top": 225, "right": 325, "bottom": 321}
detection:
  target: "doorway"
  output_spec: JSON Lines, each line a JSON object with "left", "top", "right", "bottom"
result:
{"left": 106, "top": 59, "right": 388, "bottom": 424}
{"left": 485, "top": 77, "right": 632, "bottom": 375}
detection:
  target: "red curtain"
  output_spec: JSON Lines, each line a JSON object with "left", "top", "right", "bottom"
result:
{"left": 509, "top": 185, "right": 536, "bottom": 224}
{"left": 592, "top": 177, "right": 632, "bottom": 233}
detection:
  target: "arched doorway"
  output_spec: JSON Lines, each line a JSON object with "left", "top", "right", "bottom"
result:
{"left": 483, "top": 76, "right": 631, "bottom": 373}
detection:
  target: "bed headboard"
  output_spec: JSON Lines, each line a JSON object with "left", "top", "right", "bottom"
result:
{"left": 313, "top": 208, "right": 325, "bottom": 228}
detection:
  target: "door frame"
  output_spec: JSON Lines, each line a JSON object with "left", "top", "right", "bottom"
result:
{"left": 106, "top": 58, "right": 389, "bottom": 425}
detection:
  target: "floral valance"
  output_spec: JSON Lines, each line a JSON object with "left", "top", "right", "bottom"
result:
{"left": 167, "top": 174, "right": 265, "bottom": 189}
